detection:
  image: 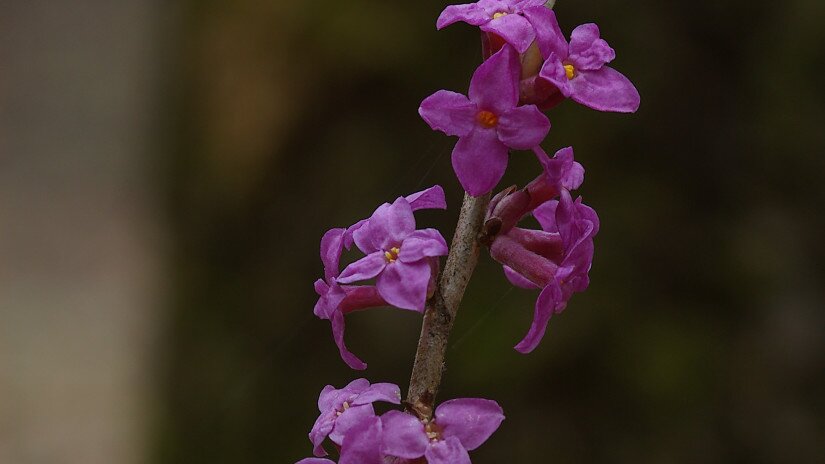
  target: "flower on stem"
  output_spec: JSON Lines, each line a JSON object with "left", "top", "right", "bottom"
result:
{"left": 314, "top": 228, "right": 387, "bottom": 370}
{"left": 535, "top": 11, "right": 640, "bottom": 112}
{"left": 314, "top": 187, "right": 447, "bottom": 370}
{"left": 309, "top": 379, "right": 401, "bottom": 457}
{"left": 337, "top": 195, "right": 448, "bottom": 312}
{"left": 492, "top": 188, "right": 599, "bottom": 353}
{"left": 437, "top": 0, "right": 557, "bottom": 54}
{"left": 419, "top": 46, "right": 550, "bottom": 196}
{"left": 381, "top": 398, "right": 505, "bottom": 464}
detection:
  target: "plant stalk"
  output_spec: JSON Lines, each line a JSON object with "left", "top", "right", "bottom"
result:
{"left": 405, "top": 192, "right": 491, "bottom": 419}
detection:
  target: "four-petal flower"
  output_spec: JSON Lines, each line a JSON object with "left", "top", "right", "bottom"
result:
{"left": 420, "top": 46, "right": 551, "bottom": 196}
{"left": 536, "top": 12, "right": 640, "bottom": 112}
{"left": 338, "top": 196, "right": 448, "bottom": 311}
{"left": 381, "top": 398, "right": 505, "bottom": 464}
{"left": 309, "top": 379, "right": 401, "bottom": 457}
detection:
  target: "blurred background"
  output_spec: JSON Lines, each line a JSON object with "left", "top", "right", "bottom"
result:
{"left": 2, "top": 0, "right": 824, "bottom": 463}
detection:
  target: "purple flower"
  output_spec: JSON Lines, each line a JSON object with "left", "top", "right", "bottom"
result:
{"left": 296, "top": 459, "right": 336, "bottom": 464}
{"left": 380, "top": 398, "right": 505, "bottom": 464}
{"left": 535, "top": 11, "right": 640, "bottom": 113}
{"left": 314, "top": 228, "right": 387, "bottom": 370}
{"left": 314, "top": 187, "right": 448, "bottom": 370}
{"left": 337, "top": 196, "right": 448, "bottom": 311}
{"left": 437, "top": 0, "right": 557, "bottom": 53}
{"left": 492, "top": 189, "right": 599, "bottom": 352}
{"left": 309, "top": 379, "right": 401, "bottom": 457}
{"left": 419, "top": 46, "right": 551, "bottom": 196}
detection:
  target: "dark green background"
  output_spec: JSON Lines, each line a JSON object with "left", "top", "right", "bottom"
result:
{"left": 154, "top": 1, "right": 825, "bottom": 462}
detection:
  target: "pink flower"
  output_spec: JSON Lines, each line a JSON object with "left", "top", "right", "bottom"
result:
{"left": 309, "top": 379, "right": 401, "bottom": 457}
{"left": 419, "top": 46, "right": 550, "bottom": 195}
{"left": 536, "top": 11, "right": 640, "bottom": 112}
{"left": 381, "top": 399, "right": 505, "bottom": 464}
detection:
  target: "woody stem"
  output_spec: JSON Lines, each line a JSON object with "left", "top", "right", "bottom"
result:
{"left": 406, "top": 192, "right": 491, "bottom": 419}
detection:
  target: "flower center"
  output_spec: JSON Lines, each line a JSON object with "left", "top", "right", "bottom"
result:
{"left": 492, "top": 11, "right": 508, "bottom": 19}
{"left": 424, "top": 421, "right": 443, "bottom": 442}
{"left": 384, "top": 247, "right": 400, "bottom": 263}
{"left": 564, "top": 64, "right": 576, "bottom": 80}
{"left": 335, "top": 401, "right": 350, "bottom": 417}
{"left": 476, "top": 110, "right": 498, "bottom": 128}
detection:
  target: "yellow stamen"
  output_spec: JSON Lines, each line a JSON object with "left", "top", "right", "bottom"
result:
{"left": 384, "top": 247, "right": 400, "bottom": 262}
{"left": 476, "top": 110, "right": 498, "bottom": 128}
{"left": 492, "top": 12, "right": 508, "bottom": 19}
{"left": 564, "top": 64, "right": 576, "bottom": 80}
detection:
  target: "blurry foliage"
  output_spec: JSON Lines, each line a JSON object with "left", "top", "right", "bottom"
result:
{"left": 153, "top": 0, "right": 825, "bottom": 462}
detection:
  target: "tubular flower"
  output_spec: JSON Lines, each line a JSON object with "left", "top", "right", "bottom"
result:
{"left": 381, "top": 398, "right": 505, "bottom": 464}
{"left": 534, "top": 11, "right": 640, "bottom": 112}
{"left": 309, "top": 379, "right": 401, "bottom": 457}
{"left": 492, "top": 189, "right": 599, "bottom": 353}
{"left": 314, "top": 228, "right": 387, "bottom": 370}
{"left": 437, "top": 0, "right": 557, "bottom": 53}
{"left": 338, "top": 194, "right": 448, "bottom": 312}
{"left": 419, "top": 46, "right": 550, "bottom": 196}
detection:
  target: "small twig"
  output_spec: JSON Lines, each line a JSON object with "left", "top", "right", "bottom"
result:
{"left": 405, "top": 192, "right": 491, "bottom": 419}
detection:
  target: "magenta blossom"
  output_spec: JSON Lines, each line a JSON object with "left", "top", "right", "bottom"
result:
{"left": 493, "top": 189, "right": 599, "bottom": 352}
{"left": 437, "top": 0, "right": 556, "bottom": 53}
{"left": 314, "top": 228, "right": 387, "bottom": 370}
{"left": 309, "top": 379, "right": 401, "bottom": 457}
{"left": 535, "top": 11, "right": 640, "bottom": 113}
{"left": 296, "top": 459, "right": 335, "bottom": 464}
{"left": 420, "top": 46, "right": 551, "bottom": 196}
{"left": 337, "top": 195, "right": 448, "bottom": 311}
{"left": 380, "top": 398, "right": 505, "bottom": 464}
{"left": 315, "top": 186, "right": 447, "bottom": 370}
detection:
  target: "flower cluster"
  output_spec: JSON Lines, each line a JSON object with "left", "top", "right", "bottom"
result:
{"left": 297, "top": 379, "right": 505, "bottom": 464}
{"left": 303, "top": 1, "right": 638, "bottom": 462}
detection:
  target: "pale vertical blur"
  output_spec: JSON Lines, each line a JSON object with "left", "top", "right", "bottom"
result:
{"left": 0, "top": 1, "right": 161, "bottom": 463}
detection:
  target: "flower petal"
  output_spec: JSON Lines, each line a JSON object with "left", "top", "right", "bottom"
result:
{"left": 309, "top": 411, "right": 335, "bottom": 456}
{"left": 380, "top": 410, "right": 428, "bottom": 459}
{"left": 347, "top": 218, "right": 369, "bottom": 251}
{"left": 539, "top": 146, "right": 584, "bottom": 191}
{"left": 523, "top": 6, "right": 567, "bottom": 59}
{"left": 331, "top": 311, "right": 367, "bottom": 370}
{"left": 437, "top": 3, "right": 490, "bottom": 29}
{"left": 317, "top": 384, "right": 338, "bottom": 412}
{"left": 398, "top": 229, "right": 448, "bottom": 263}
{"left": 451, "top": 128, "right": 509, "bottom": 196}
{"left": 336, "top": 252, "right": 387, "bottom": 284}
{"left": 435, "top": 398, "right": 505, "bottom": 450}
{"left": 296, "top": 459, "right": 336, "bottom": 464}
{"left": 368, "top": 197, "right": 416, "bottom": 250}
{"left": 514, "top": 279, "right": 562, "bottom": 353}
{"left": 533, "top": 199, "right": 558, "bottom": 232}
{"left": 405, "top": 185, "right": 448, "bottom": 211}
{"left": 320, "top": 228, "right": 346, "bottom": 281}
{"left": 314, "top": 282, "right": 345, "bottom": 320}
{"left": 419, "top": 90, "right": 478, "bottom": 137}
{"left": 376, "top": 260, "right": 432, "bottom": 311}
{"left": 538, "top": 52, "right": 574, "bottom": 97}
{"left": 330, "top": 404, "right": 376, "bottom": 445}
{"left": 503, "top": 265, "right": 540, "bottom": 289}
{"left": 424, "top": 436, "right": 471, "bottom": 464}
{"left": 497, "top": 104, "right": 550, "bottom": 150}
{"left": 568, "top": 23, "right": 615, "bottom": 70}
{"left": 353, "top": 382, "right": 402, "bottom": 406}
{"left": 569, "top": 66, "right": 640, "bottom": 113}
{"left": 339, "top": 416, "right": 384, "bottom": 464}
{"left": 469, "top": 45, "right": 519, "bottom": 114}
{"left": 481, "top": 13, "right": 535, "bottom": 53}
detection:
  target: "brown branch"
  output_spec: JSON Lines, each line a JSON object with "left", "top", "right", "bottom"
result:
{"left": 405, "top": 192, "right": 491, "bottom": 419}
